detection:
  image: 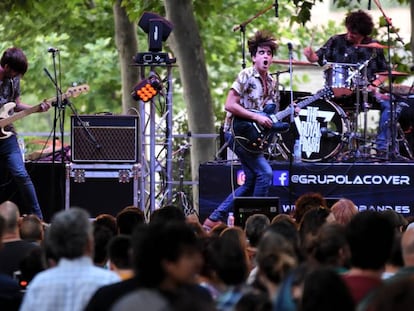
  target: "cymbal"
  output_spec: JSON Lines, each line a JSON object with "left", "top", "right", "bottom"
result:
{"left": 376, "top": 70, "right": 409, "bottom": 77}
{"left": 272, "top": 59, "right": 317, "bottom": 66}
{"left": 357, "top": 42, "right": 392, "bottom": 49}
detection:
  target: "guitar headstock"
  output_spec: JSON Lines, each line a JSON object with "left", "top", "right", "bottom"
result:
{"left": 65, "top": 84, "right": 90, "bottom": 98}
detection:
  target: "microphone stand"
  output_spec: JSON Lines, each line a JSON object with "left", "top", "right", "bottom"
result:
{"left": 46, "top": 50, "right": 63, "bottom": 163}
{"left": 232, "top": 3, "right": 275, "bottom": 69}
{"left": 287, "top": 44, "right": 297, "bottom": 209}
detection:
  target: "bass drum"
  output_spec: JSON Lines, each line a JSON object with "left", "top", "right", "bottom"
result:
{"left": 280, "top": 98, "right": 349, "bottom": 162}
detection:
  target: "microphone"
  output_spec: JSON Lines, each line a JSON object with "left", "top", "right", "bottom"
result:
{"left": 287, "top": 43, "right": 293, "bottom": 54}
{"left": 47, "top": 47, "right": 59, "bottom": 53}
{"left": 274, "top": 0, "right": 278, "bottom": 17}
{"left": 287, "top": 43, "right": 293, "bottom": 64}
{"left": 320, "top": 127, "right": 341, "bottom": 137}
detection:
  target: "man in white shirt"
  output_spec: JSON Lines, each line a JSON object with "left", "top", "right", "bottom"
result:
{"left": 20, "top": 208, "right": 120, "bottom": 311}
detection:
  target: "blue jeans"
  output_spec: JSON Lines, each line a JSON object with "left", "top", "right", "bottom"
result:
{"left": 0, "top": 135, "right": 43, "bottom": 219}
{"left": 376, "top": 99, "right": 403, "bottom": 152}
{"left": 209, "top": 132, "right": 273, "bottom": 222}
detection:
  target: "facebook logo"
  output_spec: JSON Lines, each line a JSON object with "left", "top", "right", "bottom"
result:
{"left": 273, "top": 170, "right": 289, "bottom": 186}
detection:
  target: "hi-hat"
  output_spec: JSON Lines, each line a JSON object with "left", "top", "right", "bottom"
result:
{"left": 272, "top": 59, "right": 317, "bottom": 66}
{"left": 376, "top": 70, "right": 409, "bottom": 77}
{"left": 357, "top": 42, "right": 392, "bottom": 49}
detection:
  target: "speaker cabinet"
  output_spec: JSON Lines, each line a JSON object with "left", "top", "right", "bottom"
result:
{"left": 71, "top": 115, "right": 139, "bottom": 163}
{"left": 66, "top": 163, "right": 139, "bottom": 218}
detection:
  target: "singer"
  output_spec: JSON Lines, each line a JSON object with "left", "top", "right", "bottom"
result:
{"left": 203, "top": 30, "right": 280, "bottom": 231}
{"left": 0, "top": 47, "right": 50, "bottom": 219}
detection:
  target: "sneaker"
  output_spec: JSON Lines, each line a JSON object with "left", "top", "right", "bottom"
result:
{"left": 202, "top": 218, "right": 223, "bottom": 232}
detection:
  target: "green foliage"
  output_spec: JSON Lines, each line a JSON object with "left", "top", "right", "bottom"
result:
{"left": 0, "top": 0, "right": 412, "bottom": 137}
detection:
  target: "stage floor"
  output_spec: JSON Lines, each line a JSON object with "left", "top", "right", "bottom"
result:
{"left": 199, "top": 160, "right": 414, "bottom": 221}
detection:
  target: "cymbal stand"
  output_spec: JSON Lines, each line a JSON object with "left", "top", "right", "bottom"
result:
{"left": 373, "top": 0, "right": 405, "bottom": 160}
{"left": 360, "top": 63, "right": 371, "bottom": 157}
{"left": 345, "top": 60, "right": 371, "bottom": 160}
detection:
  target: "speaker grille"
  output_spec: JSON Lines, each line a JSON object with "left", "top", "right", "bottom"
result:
{"left": 71, "top": 116, "right": 138, "bottom": 163}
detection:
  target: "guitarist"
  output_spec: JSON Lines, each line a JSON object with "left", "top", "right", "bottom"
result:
{"left": 203, "top": 30, "right": 284, "bottom": 231}
{"left": 0, "top": 47, "right": 50, "bottom": 220}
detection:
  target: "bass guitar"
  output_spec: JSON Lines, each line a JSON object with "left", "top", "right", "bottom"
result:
{"left": 232, "top": 86, "right": 334, "bottom": 153}
{"left": 0, "top": 84, "right": 89, "bottom": 139}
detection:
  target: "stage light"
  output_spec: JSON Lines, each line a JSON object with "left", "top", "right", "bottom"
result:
{"left": 131, "top": 73, "right": 162, "bottom": 102}
{"left": 138, "top": 12, "right": 173, "bottom": 52}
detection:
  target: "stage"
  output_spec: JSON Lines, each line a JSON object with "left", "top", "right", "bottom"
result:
{"left": 199, "top": 160, "right": 414, "bottom": 221}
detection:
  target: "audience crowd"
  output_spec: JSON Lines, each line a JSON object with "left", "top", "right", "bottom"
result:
{"left": 0, "top": 193, "right": 413, "bottom": 311}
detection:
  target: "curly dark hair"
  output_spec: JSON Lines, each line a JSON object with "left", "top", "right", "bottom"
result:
{"left": 345, "top": 10, "right": 374, "bottom": 37}
{"left": 247, "top": 30, "right": 278, "bottom": 58}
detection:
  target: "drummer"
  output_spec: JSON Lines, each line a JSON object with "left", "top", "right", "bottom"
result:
{"left": 303, "top": 10, "right": 393, "bottom": 157}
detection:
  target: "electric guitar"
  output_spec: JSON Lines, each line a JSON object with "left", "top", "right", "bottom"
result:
{"left": 0, "top": 84, "right": 90, "bottom": 139}
{"left": 232, "top": 86, "right": 334, "bottom": 153}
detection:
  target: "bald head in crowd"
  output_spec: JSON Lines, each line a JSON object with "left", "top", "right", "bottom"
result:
{"left": 0, "top": 201, "right": 20, "bottom": 239}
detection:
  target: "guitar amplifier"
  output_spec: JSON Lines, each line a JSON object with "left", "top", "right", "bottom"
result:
{"left": 71, "top": 115, "right": 139, "bottom": 163}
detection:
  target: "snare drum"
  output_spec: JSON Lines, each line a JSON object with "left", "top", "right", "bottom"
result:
{"left": 324, "top": 63, "right": 354, "bottom": 97}
{"left": 280, "top": 98, "right": 349, "bottom": 162}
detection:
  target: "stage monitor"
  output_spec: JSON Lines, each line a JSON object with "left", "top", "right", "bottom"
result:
{"left": 233, "top": 197, "right": 279, "bottom": 228}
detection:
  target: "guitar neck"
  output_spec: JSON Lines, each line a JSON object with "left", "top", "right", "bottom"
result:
{"left": 275, "top": 90, "right": 327, "bottom": 120}
{"left": 0, "top": 84, "right": 90, "bottom": 129}
{"left": 0, "top": 104, "right": 41, "bottom": 128}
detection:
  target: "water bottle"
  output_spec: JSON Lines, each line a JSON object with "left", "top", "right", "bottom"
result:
{"left": 227, "top": 212, "right": 235, "bottom": 227}
{"left": 293, "top": 139, "right": 301, "bottom": 162}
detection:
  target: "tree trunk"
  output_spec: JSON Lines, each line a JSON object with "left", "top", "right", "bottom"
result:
{"left": 164, "top": 0, "right": 216, "bottom": 213}
{"left": 113, "top": 0, "right": 139, "bottom": 114}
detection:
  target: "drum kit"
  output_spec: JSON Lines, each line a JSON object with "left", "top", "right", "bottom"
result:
{"left": 268, "top": 50, "right": 413, "bottom": 163}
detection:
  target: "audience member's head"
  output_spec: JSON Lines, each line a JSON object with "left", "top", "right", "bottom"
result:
{"left": 132, "top": 221, "right": 201, "bottom": 289}
{"left": 381, "top": 210, "right": 408, "bottom": 232}
{"left": 330, "top": 198, "right": 358, "bottom": 225}
{"left": 210, "top": 228, "right": 249, "bottom": 286}
{"left": 312, "top": 223, "right": 350, "bottom": 269}
{"left": 186, "top": 213, "right": 207, "bottom": 238}
{"left": 385, "top": 232, "right": 404, "bottom": 273}
{"left": 95, "top": 214, "right": 118, "bottom": 236}
{"left": 293, "top": 192, "right": 327, "bottom": 225}
{"left": 93, "top": 222, "right": 115, "bottom": 267}
{"left": 367, "top": 276, "right": 414, "bottom": 311}
{"left": 300, "top": 267, "right": 355, "bottom": 311}
{"left": 116, "top": 206, "right": 145, "bottom": 235}
{"left": 346, "top": 211, "right": 394, "bottom": 271}
{"left": 244, "top": 214, "right": 270, "bottom": 248}
{"left": 150, "top": 205, "right": 186, "bottom": 225}
{"left": 19, "top": 214, "right": 44, "bottom": 243}
{"left": 271, "top": 213, "right": 297, "bottom": 228}
{"left": 0, "top": 214, "right": 5, "bottom": 247}
{"left": 401, "top": 226, "right": 414, "bottom": 266}
{"left": 108, "top": 235, "right": 133, "bottom": 279}
{"left": 0, "top": 201, "right": 20, "bottom": 238}
{"left": 46, "top": 208, "right": 93, "bottom": 261}
{"left": 266, "top": 218, "right": 301, "bottom": 261}
{"left": 235, "top": 290, "right": 272, "bottom": 311}
{"left": 19, "top": 247, "right": 47, "bottom": 285}
{"left": 256, "top": 231, "right": 297, "bottom": 287}
{"left": 208, "top": 223, "right": 228, "bottom": 238}
{"left": 299, "top": 207, "right": 335, "bottom": 257}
